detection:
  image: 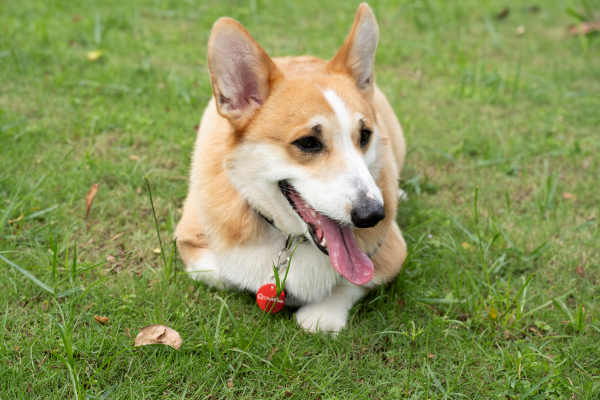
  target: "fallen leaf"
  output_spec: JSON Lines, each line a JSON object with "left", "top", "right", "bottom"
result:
{"left": 285, "top": 391, "right": 292, "bottom": 397}
{"left": 516, "top": 25, "right": 526, "bottom": 36}
{"left": 569, "top": 21, "right": 600, "bottom": 36}
{"left": 84, "top": 303, "right": 94, "bottom": 311}
{"left": 227, "top": 381, "right": 233, "bottom": 389}
{"left": 42, "top": 301, "right": 48, "bottom": 311}
{"left": 14, "top": 345, "right": 19, "bottom": 351}
{"left": 129, "top": 154, "right": 140, "bottom": 161}
{"left": 428, "top": 353, "right": 435, "bottom": 359}
{"left": 153, "top": 248, "right": 162, "bottom": 254}
{"left": 504, "top": 330, "right": 510, "bottom": 340}
{"left": 136, "top": 187, "right": 142, "bottom": 195}
{"left": 358, "top": 379, "right": 365, "bottom": 384}
{"left": 134, "top": 325, "right": 182, "bottom": 350}
{"left": 397, "top": 299, "right": 405, "bottom": 308}
{"left": 576, "top": 265, "right": 585, "bottom": 277}
{"left": 85, "top": 183, "right": 100, "bottom": 218}
{"left": 125, "top": 327, "right": 131, "bottom": 339}
{"left": 562, "top": 192, "right": 577, "bottom": 201}
{"left": 94, "top": 315, "right": 110, "bottom": 325}
{"left": 496, "top": 7, "right": 510, "bottom": 20}
{"left": 86, "top": 50, "right": 103, "bottom": 62}
{"left": 267, "top": 347, "right": 278, "bottom": 361}
{"left": 72, "top": 14, "right": 81, "bottom": 23}
{"left": 106, "top": 255, "right": 115, "bottom": 262}
{"left": 529, "top": 327, "right": 537, "bottom": 333}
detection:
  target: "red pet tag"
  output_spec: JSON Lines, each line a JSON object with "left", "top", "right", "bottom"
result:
{"left": 256, "top": 284, "right": 285, "bottom": 313}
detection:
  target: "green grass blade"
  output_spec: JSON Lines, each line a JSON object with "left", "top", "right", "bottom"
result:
{"left": 144, "top": 177, "right": 167, "bottom": 270}
{"left": 0, "top": 254, "right": 54, "bottom": 294}
{"left": 98, "top": 384, "right": 118, "bottom": 400}
{"left": 56, "top": 285, "right": 84, "bottom": 298}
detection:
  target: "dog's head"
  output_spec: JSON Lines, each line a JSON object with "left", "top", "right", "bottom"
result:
{"left": 207, "top": 4, "right": 387, "bottom": 285}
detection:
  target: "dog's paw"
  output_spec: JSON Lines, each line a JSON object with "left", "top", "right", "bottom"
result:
{"left": 187, "top": 252, "right": 230, "bottom": 289}
{"left": 295, "top": 303, "right": 347, "bottom": 334}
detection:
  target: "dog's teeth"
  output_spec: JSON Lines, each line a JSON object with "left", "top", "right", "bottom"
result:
{"left": 310, "top": 211, "right": 316, "bottom": 218}
{"left": 320, "top": 237, "right": 327, "bottom": 248}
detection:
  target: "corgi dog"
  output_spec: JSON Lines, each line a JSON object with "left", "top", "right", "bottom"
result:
{"left": 176, "top": 3, "right": 407, "bottom": 333}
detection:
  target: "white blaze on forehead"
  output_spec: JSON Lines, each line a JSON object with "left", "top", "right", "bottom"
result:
{"left": 321, "top": 89, "right": 383, "bottom": 203}
{"left": 323, "top": 90, "right": 352, "bottom": 138}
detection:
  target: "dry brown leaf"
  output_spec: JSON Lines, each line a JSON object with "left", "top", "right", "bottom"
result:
{"left": 106, "top": 255, "right": 115, "bottom": 262}
{"left": 134, "top": 325, "right": 182, "bottom": 350}
{"left": 227, "top": 381, "right": 233, "bottom": 389}
{"left": 504, "top": 330, "right": 511, "bottom": 340}
{"left": 129, "top": 154, "right": 140, "bottom": 161}
{"left": 496, "top": 7, "right": 509, "bottom": 20}
{"left": 41, "top": 301, "right": 48, "bottom": 311}
{"left": 136, "top": 187, "right": 142, "bottom": 195}
{"left": 562, "top": 192, "right": 577, "bottom": 201}
{"left": 358, "top": 379, "right": 365, "bottom": 384}
{"left": 428, "top": 353, "right": 435, "bottom": 359}
{"left": 397, "top": 299, "right": 405, "bottom": 308}
{"left": 85, "top": 183, "right": 99, "bottom": 218}
{"left": 569, "top": 21, "right": 600, "bottom": 36}
{"left": 267, "top": 347, "right": 278, "bottom": 361}
{"left": 94, "top": 315, "right": 110, "bottom": 325}
{"left": 576, "top": 265, "right": 585, "bottom": 278}
{"left": 125, "top": 327, "right": 132, "bottom": 339}
{"left": 284, "top": 391, "right": 292, "bottom": 397}
{"left": 14, "top": 345, "right": 19, "bottom": 351}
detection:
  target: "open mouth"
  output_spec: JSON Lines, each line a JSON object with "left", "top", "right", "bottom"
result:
{"left": 279, "top": 181, "right": 374, "bottom": 286}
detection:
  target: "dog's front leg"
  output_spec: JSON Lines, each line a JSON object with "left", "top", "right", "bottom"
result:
{"left": 295, "top": 280, "right": 369, "bottom": 334}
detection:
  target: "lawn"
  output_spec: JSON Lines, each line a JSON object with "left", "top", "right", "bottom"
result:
{"left": 1, "top": 0, "right": 599, "bottom": 398}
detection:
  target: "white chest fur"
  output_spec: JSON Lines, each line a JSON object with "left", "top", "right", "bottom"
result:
{"left": 187, "top": 225, "right": 343, "bottom": 305}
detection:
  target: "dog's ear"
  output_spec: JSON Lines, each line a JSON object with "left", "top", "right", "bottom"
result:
{"left": 327, "top": 3, "right": 379, "bottom": 97}
{"left": 207, "top": 18, "right": 283, "bottom": 129}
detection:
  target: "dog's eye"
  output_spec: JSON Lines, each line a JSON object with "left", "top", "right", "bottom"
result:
{"left": 360, "top": 129, "right": 372, "bottom": 147}
{"left": 294, "top": 136, "right": 322, "bottom": 152}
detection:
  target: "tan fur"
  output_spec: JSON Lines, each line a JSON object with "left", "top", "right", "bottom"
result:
{"left": 176, "top": 3, "right": 406, "bottom": 290}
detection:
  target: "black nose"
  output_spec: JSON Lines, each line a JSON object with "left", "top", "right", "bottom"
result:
{"left": 350, "top": 197, "right": 385, "bottom": 228}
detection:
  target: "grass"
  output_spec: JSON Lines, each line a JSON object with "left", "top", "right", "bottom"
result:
{"left": 1, "top": 0, "right": 599, "bottom": 398}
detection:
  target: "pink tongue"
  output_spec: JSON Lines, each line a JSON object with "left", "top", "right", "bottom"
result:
{"left": 319, "top": 217, "right": 374, "bottom": 286}
{"left": 287, "top": 191, "right": 374, "bottom": 285}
